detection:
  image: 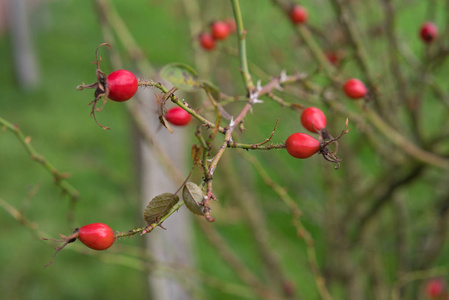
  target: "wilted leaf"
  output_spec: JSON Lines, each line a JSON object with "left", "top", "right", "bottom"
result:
{"left": 160, "top": 63, "right": 201, "bottom": 91}
{"left": 144, "top": 193, "right": 180, "bottom": 225}
{"left": 159, "top": 115, "right": 174, "bottom": 134}
{"left": 182, "top": 182, "right": 204, "bottom": 216}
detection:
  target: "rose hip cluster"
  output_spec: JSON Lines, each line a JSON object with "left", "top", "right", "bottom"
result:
{"left": 199, "top": 19, "right": 236, "bottom": 51}
{"left": 285, "top": 107, "right": 348, "bottom": 169}
{"left": 45, "top": 45, "right": 196, "bottom": 265}
{"left": 76, "top": 44, "right": 191, "bottom": 129}
{"left": 284, "top": 77, "right": 366, "bottom": 166}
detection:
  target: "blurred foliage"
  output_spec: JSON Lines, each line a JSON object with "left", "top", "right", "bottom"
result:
{"left": 1, "top": 0, "right": 449, "bottom": 300}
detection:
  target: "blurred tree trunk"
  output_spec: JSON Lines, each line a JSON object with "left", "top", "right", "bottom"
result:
{"left": 8, "top": 0, "right": 39, "bottom": 89}
{"left": 136, "top": 93, "right": 194, "bottom": 300}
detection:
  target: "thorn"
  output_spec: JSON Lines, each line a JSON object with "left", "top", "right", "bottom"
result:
{"left": 279, "top": 70, "right": 287, "bottom": 82}
{"left": 256, "top": 79, "right": 262, "bottom": 91}
{"left": 250, "top": 80, "right": 262, "bottom": 101}
{"left": 229, "top": 117, "right": 235, "bottom": 130}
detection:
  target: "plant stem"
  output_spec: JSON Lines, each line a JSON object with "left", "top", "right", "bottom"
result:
{"left": 228, "top": 142, "right": 285, "bottom": 150}
{"left": 365, "top": 109, "right": 449, "bottom": 169}
{"left": 0, "top": 117, "right": 79, "bottom": 202}
{"left": 138, "top": 79, "right": 227, "bottom": 134}
{"left": 114, "top": 200, "right": 185, "bottom": 238}
{"left": 230, "top": 0, "right": 255, "bottom": 92}
{"left": 243, "top": 152, "right": 334, "bottom": 300}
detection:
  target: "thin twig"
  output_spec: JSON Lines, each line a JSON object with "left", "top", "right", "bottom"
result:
{"left": 0, "top": 117, "right": 79, "bottom": 207}
{"left": 243, "top": 152, "right": 334, "bottom": 300}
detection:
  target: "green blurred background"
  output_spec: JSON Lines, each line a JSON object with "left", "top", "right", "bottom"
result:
{"left": 1, "top": 0, "right": 448, "bottom": 299}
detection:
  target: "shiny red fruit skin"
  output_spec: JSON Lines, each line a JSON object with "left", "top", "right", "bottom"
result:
{"left": 420, "top": 22, "right": 438, "bottom": 43}
{"left": 165, "top": 107, "right": 192, "bottom": 126}
{"left": 425, "top": 279, "right": 446, "bottom": 298}
{"left": 289, "top": 5, "right": 308, "bottom": 24}
{"left": 285, "top": 133, "right": 320, "bottom": 159}
{"left": 199, "top": 33, "right": 215, "bottom": 50}
{"left": 343, "top": 78, "right": 367, "bottom": 99}
{"left": 78, "top": 223, "right": 115, "bottom": 251}
{"left": 301, "top": 107, "right": 327, "bottom": 133}
{"left": 107, "top": 70, "right": 138, "bottom": 102}
{"left": 211, "top": 21, "right": 230, "bottom": 40}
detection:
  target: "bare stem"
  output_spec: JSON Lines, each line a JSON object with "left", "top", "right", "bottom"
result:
{"left": 0, "top": 117, "right": 79, "bottom": 204}
{"left": 115, "top": 200, "right": 185, "bottom": 238}
{"left": 243, "top": 152, "right": 334, "bottom": 300}
{"left": 230, "top": 0, "right": 255, "bottom": 92}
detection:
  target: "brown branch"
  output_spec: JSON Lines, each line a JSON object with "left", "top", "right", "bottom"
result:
{"left": 0, "top": 117, "right": 79, "bottom": 216}
{"left": 242, "top": 152, "right": 334, "bottom": 300}
{"left": 221, "top": 154, "right": 296, "bottom": 298}
{"left": 198, "top": 220, "right": 285, "bottom": 300}
{"left": 414, "top": 194, "right": 449, "bottom": 269}
{"left": 351, "top": 163, "right": 424, "bottom": 245}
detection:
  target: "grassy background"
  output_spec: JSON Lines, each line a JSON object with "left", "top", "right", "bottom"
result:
{"left": 1, "top": 0, "right": 448, "bottom": 299}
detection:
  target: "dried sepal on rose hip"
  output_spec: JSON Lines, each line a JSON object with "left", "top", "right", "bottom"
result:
{"left": 76, "top": 43, "right": 139, "bottom": 129}
{"left": 41, "top": 223, "right": 115, "bottom": 267}
{"left": 285, "top": 119, "right": 350, "bottom": 169}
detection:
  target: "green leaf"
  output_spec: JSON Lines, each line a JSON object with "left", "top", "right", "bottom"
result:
{"left": 160, "top": 63, "right": 201, "bottom": 91}
{"left": 143, "top": 193, "right": 180, "bottom": 225}
{"left": 201, "top": 80, "right": 221, "bottom": 102}
{"left": 182, "top": 182, "right": 204, "bottom": 216}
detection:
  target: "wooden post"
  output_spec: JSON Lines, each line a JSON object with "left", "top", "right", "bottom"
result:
{"left": 136, "top": 91, "right": 194, "bottom": 299}
{"left": 7, "top": 0, "right": 40, "bottom": 89}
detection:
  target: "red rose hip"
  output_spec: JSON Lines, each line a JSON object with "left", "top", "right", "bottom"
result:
{"left": 301, "top": 107, "right": 327, "bottom": 133}
{"left": 211, "top": 21, "right": 230, "bottom": 40}
{"left": 165, "top": 107, "right": 192, "bottom": 126}
{"left": 107, "top": 70, "right": 138, "bottom": 102}
{"left": 285, "top": 133, "right": 320, "bottom": 159}
{"left": 420, "top": 22, "right": 438, "bottom": 43}
{"left": 343, "top": 78, "right": 367, "bottom": 99}
{"left": 425, "top": 278, "right": 446, "bottom": 299}
{"left": 289, "top": 5, "right": 308, "bottom": 24}
{"left": 199, "top": 33, "right": 215, "bottom": 51}
{"left": 78, "top": 223, "right": 115, "bottom": 250}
